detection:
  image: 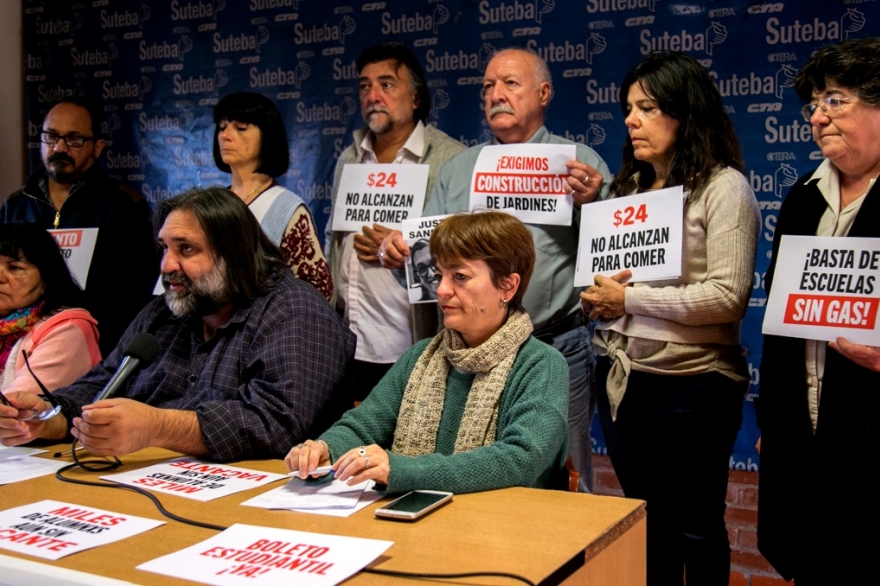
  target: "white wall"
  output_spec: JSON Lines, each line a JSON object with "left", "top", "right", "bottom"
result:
{"left": 0, "top": 1, "right": 23, "bottom": 200}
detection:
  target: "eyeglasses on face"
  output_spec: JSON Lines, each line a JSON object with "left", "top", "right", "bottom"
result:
{"left": 39, "top": 131, "right": 97, "bottom": 148}
{"left": 800, "top": 96, "right": 855, "bottom": 122}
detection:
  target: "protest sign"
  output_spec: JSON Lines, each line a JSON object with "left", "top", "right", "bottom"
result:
{"left": 48, "top": 228, "right": 98, "bottom": 288}
{"left": 102, "top": 457, "right": 286, "bottom": 502}
{"left": 0, "top": 499, "right": 163, "bottom": 560}
{"left": 469, "top": 144, "right": 575, "bottom": 226}
{"left": 763, "top": 235, "right": 880, "bottom": 344}
{"left": 138, "top": 523, "right": 392, "bottom": 586}
{"left": 331, "top": 164, "right": 428, "bottom": 232}
{"left": 575, "top": 186, "right": 684, "bottom": 287}
{"left": 400, "top": 214, "right": 450, "bottom": 304}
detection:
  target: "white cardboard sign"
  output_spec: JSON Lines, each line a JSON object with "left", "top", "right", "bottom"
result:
{"left": 138, "top": 523, "right": 393, "bottom": 586}
{"left": 763, "top": 235, "right": 880, "bottom": 344}
{"left": 48, "top": 228, "right": 98, "bottom": 288}
{"left": 400, "top": 214, "right": 451, "bottom": 304}
{"left": 575, "top": 186, "right": 684, "bottom": 287}
{"left": 331, "top": 164, "right": 429, "bottom": 232}
{"left": 101, "top": 457, "right": 287, "bottom": 502}
{"left": 0, "top": 499, "right": 163, "bottom": 560}
{"left": 469, "top": 144, "right": 575, "bottom": 226}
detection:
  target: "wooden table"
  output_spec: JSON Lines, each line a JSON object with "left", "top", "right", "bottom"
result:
{"left": 0, "top": 448, "right": 645, "bottom": 585}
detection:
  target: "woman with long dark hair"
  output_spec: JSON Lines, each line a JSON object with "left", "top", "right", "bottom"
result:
{"left": 581, "top": 52, "right": 760, "bottom": 585}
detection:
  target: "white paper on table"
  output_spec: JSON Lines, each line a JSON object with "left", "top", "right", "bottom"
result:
{"left": 138, "top": 523, "right": 393, "bottom": 586}
{"left": 0, "top": 455, "right": 67, "bottom": 485}
{"left": 241, "top": 478, "right": 374, "bottom": 512}
{"left": 0, "top": 499, "right": 164, "bottom": 561}
{"left": 0, "top": 446, "right": 47, "bottom": 461}
{"left": 101, "top": 457, "right": 287, "bottom": 502}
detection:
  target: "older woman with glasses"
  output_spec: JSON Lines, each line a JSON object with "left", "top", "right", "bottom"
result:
{"left": 757, "top": 38, "right": 880, "bottom": 586}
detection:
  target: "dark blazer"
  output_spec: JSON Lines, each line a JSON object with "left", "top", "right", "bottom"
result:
{"left": 757, "top": 168, "right": 880, "bottom": 581}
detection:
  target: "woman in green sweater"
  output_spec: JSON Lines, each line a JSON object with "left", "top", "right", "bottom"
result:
{"left": 285, "top": 211, "right": 569, "bottom": 494}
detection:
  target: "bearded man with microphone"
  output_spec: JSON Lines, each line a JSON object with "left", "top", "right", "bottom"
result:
{"left": 0, "top": 187, "right": 355, "bottom": 461}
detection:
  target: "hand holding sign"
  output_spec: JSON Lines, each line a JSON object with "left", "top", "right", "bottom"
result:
{"left": 580, "top": 270, "right": 632, "bottom": 321}
{"left": 565, "top": 159, "right": 603, "bottom": 206}
{"left": 828, "top": 338, "right": 880, "bottom": 371}
{"left": 353, "top": 223, "right": 393, "bottom": 263}
{"left": 378, "top": 229, "right": 409, "bottom": 270}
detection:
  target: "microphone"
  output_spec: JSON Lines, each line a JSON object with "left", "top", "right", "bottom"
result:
{"left": 91, "top": 333, "right": 160, "bottom": 404}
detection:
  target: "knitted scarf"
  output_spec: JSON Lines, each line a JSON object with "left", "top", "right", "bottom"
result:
{"left": 0, "top": 303, "right": 43, "bottom": 374}
{"left": 392, "top": 310, "right": 533, "bottom": 456}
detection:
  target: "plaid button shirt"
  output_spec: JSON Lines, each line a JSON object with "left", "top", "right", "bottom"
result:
{"left": 55, "top": 273, "right": 355, "bottom": 461}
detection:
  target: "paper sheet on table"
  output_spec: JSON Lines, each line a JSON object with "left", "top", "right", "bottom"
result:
{"left": 0, "top": 455, "right": 67, "bottom": 485}
{"left": 0, "top": 499, "right": 164, "bottom": 560}
{"left": 241, "top": 478, "right": 379, "bottom": 515}
{"left": 138, "top": 523, "right": 393, "bottom": 586}
{"left": 0, "top": 446, "right": 47, "bottom": 461}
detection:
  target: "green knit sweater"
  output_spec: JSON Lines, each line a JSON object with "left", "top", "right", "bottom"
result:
{"left": 320, "top": 336, "right": 570, "bottom": 494}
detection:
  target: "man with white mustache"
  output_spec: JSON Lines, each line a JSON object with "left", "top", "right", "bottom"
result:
{"left": 380, "top": 48, "right": 612, "bottom": 492}
{"left": 325, "top": 41, "right": 464, "bottom": 401}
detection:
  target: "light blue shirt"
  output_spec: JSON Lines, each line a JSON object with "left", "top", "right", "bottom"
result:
{"left": 423, "top": 126, "right": 611, "bottom": 330}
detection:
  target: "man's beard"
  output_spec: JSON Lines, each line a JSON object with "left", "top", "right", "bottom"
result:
{"left": 163, "top": 260, "right": 230, "bottom": 318}
{"left": 45, "top": 153, "right": 78, "bottom": 183}
{"left": 364, "top": 106, "right": 392, "bottom": 135}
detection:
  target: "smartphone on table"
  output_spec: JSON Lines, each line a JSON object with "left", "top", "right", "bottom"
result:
{"left": 374, "top": 490, "right": 453, "bottom": 521}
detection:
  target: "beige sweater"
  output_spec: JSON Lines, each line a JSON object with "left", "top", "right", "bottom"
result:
{"left": 594, "top": 167, "right": 760, "bottom": 417}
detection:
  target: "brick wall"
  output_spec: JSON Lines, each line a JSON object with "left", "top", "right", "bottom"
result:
{"left": 592, "top": 455, "right": 790, "bottom": 585}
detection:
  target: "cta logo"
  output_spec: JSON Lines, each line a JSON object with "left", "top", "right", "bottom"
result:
{"left": 750, "top": 163, "right": 798, "bottom": 198}
{"left": 640, "top": 22, "right": 727, "bottom": 56}
{"left": 249, "top": 63, "right": 311, "bottom": 89}
{"left": 140, "top": 37, "right": 193, "bottom": 61}
{"left": 213, "top": 28, "right": 270, "bottom": 53}
{"left": 296, "top": 96, "right": 358, "bottom": 124}
{"left": 102, "top": 76, "right": 152, "bottom": 101}
{"left": 170, "top": 0, "right": 225, "bottom": 21}
{"left": 479, "top": 0, "right": 555, "bottom": 24}
{"left": 293, "top": 16, "right": 356, "bottom": 44}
